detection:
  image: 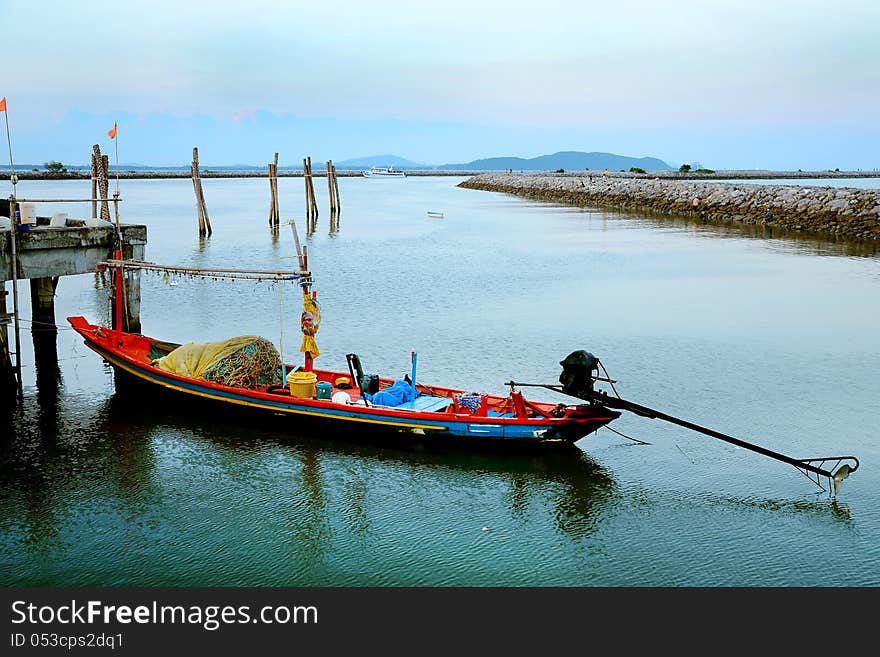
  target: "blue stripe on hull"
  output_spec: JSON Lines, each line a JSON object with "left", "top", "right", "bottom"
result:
{"left": 89, "top": 343, "right": 577, "bottom": 444}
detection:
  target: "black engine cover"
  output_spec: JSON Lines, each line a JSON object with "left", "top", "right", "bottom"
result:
{"left": 559, "top": 350, "right": 599, "bottom": 399}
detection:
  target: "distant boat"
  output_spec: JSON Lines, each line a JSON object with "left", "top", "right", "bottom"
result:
{"left": 426, "top": 211, "right": 444, "bottom": 218}
{"left": 363, "top": 166, "right": 405, "bottom": 178}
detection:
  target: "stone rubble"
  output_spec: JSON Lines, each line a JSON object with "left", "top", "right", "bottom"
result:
{"left": 459, "top": 173, "right": 880, "bottom": 242}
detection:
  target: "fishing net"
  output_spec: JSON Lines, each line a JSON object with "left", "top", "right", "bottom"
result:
{"left": 153, "top": 335, "right": 282, "bottom": 389}
{"left": 202, "top": 338, "right": 282, "bottom": 389}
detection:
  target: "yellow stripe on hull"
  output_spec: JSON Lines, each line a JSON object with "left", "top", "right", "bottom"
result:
{"left": 91, "top": 344, "right": 448, "bottom": 432}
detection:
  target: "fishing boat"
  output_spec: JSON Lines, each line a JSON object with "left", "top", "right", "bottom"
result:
{"left": 67, "top": 313, "right": 622, "bottom": 447}
{"left": 67, "top": 255, "right": 621, "bottom": 448}
{"left": 68, "top": 233, "right": 860, "bottom": 491}
{"left": 363, "top": 166, "right": 405, "bottom": 178}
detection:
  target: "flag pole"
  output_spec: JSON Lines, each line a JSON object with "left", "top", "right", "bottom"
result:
{"left": 3, "top": 101, "right": 15, "bottom": 197}
{"left": 114, "top": 123, "right": 119, "bottom": 197}
{"left": 2, "top": 98, "right": 23, "bottom": 396}
{"left": 109, "top": 122, "right": 124, "bottom": 342}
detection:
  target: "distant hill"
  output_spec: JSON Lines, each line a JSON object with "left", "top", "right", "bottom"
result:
{"left": 441, "top": 151, "right": 672, "bottom": 172}
{"left": 3, "top": 151, "right": 672, "bottom": 172}
{"left": 335, "top": 154, "right": 426, "bottom": 170}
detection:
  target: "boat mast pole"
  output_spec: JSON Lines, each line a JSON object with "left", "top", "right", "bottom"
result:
{"left": 113, "top": 210, "right": 123, "bottom": 344}
{"left": 302, "top": 244, "right": 313, "bottom": 371}
{"left": 3, "top": 98, "right": 23, "bottom": 397}
{"left": 111, "top": 134, "right": 123, "bottom": 344}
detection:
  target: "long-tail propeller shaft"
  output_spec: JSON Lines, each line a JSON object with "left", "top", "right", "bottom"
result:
{"left": 507, "top": 350, "right": 860, "bottom": 495}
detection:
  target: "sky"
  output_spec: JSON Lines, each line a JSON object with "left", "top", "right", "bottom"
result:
{"left": 2, "top": 0, "right": 878, "bottom": 169}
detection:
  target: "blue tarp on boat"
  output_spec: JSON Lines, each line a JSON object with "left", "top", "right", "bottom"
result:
{"left": 369, "top": 380, "right": 417, "bottom": 407}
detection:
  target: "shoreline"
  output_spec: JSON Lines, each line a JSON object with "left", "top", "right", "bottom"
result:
{"left": 458, "top": 173, "right": 880, "bottom": 242}
{"left": 6, "top": 169, "right": 481, "bottom": 180}
{"left": 6, "top": 168, "right": 880, "bottom": 181}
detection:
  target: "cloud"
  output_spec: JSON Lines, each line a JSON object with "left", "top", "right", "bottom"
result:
{"left": 2, "top": 0, "right": 877, "bottom": 168}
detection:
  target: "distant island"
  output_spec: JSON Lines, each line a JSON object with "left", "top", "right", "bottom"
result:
{"left": 436, "top": 151, "right": 672, "bottom": 172}
{"left": 3, "top": 150, "right": 670, "bottom": 173}
{"left": 333, "top": 151, "right": 672, "bottom": 172}
{"left": 334, "top": 154, "right": 419, "bottom": 169}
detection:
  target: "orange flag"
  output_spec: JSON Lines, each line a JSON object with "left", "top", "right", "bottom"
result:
{"left": 0, "top": 97, "right": 7, "bottom": 112}
{"left": 108, "top": 122, "right": 117, "bottom": 139}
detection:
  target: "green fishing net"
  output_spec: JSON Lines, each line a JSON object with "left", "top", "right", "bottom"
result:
{"left": 201, "top": 337, "right": 283, "bottom": 389}
{"left": 154, "top": 335, "right": 283, "bottom": 389}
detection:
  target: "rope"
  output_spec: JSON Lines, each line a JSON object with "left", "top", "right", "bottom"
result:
{"left": 675, "top": 443, "right": 695, "bottom": 464}
{"left": 278, "top": 284, "right": 285, "bottom": 384}
{"left": 103, "top": 259, "right": 308, "bottom": 282}
{"left": 14, "top": 318, "right": 76, "bottom": 331}
{"left": 597, "top": 359, "right": 621, "bottom": 398}
{"left": 604, "top": 425, "right": 651, "bottom": 445}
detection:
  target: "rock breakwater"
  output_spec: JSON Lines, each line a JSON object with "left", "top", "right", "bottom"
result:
{"left": 459, "top": 173, "right": 880, "bottom": 242}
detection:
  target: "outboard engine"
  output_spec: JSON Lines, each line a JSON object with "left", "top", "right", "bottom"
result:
{"left": 559, "top": 350, "right": 599, "bottom": 400}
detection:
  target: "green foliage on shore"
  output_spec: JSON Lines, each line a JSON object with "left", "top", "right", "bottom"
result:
{"left": 679, "top": 164, "right": 692, "bottom": 173}
{"left": 695, "top": 168, "right": 715, "bottom": 174}
{"left": 554, "top": 168, "right": 565, "bottom": 173}
{"left": 629, "top": 167, "right": 646, "bottom": 174}
{"left": 44, "top": 161, "right": 67, "bottom": 173}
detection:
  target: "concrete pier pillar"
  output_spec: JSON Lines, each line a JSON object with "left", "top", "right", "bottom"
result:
{"left": 109, "top": 242, "right": 143, "bottom": 334}
{"left": 32, "top": 320, "right": 61, "bottom": 407}
{"left": 29, "top": 277, "right": 59, "bottom": 333}
{"left": 125, "top": 242, "right": 144, "bottom": 334}
{"left": 112, "top": 269, "right": 142, "bottom": 333}
{"left": 29, "top": 277, "right": 61, "bottom": 399}
{"left": 123, "top": 269, "right": 141, "bottom": 334}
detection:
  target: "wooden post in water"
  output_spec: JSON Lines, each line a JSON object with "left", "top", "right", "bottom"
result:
{"left": 332, "top": 162, "right": 341, "bottom": 212}
{"left": 268, "top": 160, "right": 274, "bottom": 226}
{"left": 302, "top": 156, "right": 319, "bottom": 231}
{"left": 268, "top": 152, "right": 280, "bottom": 227}
{"left": 93, "top": 145, "right": 110, "bottom": 220}
{"left": 90, "top": 154, "right": 98, "bottom": 218}
{"left": 326, "top": 160, "right": 336, "bottom": 214}
{"left": 101, "top": 155, "right": 110, "bottom": 219}
{"left": 307, "top": 157, "right": 318, "bottom": 221}
{"left": 191, "top": 147, "right": 212, "bottom": 237}
{"left": 302, "top": 157, "right": 311, "bottom": 223}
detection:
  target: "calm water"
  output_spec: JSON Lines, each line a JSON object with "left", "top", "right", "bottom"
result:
{"left": 2, "top": 176, "right": 879, "bottom": 586}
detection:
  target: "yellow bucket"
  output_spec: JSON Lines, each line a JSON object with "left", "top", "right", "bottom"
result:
{"left": 287, "top": 370, "right": 317, "bottom": 398}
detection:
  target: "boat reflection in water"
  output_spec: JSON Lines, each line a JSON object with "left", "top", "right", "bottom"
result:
{"left": 1, "top": 361, "right": 857, "bottom": 587}
{"left": 107, "top": 378, "right": 620, "bottom": 539}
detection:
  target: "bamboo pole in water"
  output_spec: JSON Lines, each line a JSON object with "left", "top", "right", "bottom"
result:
{"left": 268, "top": 162, "right": 274, "bottom": 225}
{"left": 326, "top": 160, "right": 335, "bottom": 214}
{"left": 268, "top": 152, "right": 280, "bottom": 227}
{"left": 191, "top": 147, "right": 212, "bottom": 237}
{"left": 101, "top": 154, "right": 111, "bottom": 219}
{"left": 273, "top": 152, "right": 280, "bottom": 226}
{"left": 93, "top": 145, "right": 110, "bottom": 220}
{"left": 329, "top": 164, "right": 339, "bottom": 233}
{"left": 302, "top": 157, "right": 310, "bottom": 222}
{"left": 332, "top": 162, "right": 341, "bottom": 211}
{"left": 192, "top": 149, "right": 205, "bottom": 236}
{"left": 306, "top": 156, "right": 318, "bottom": 221}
